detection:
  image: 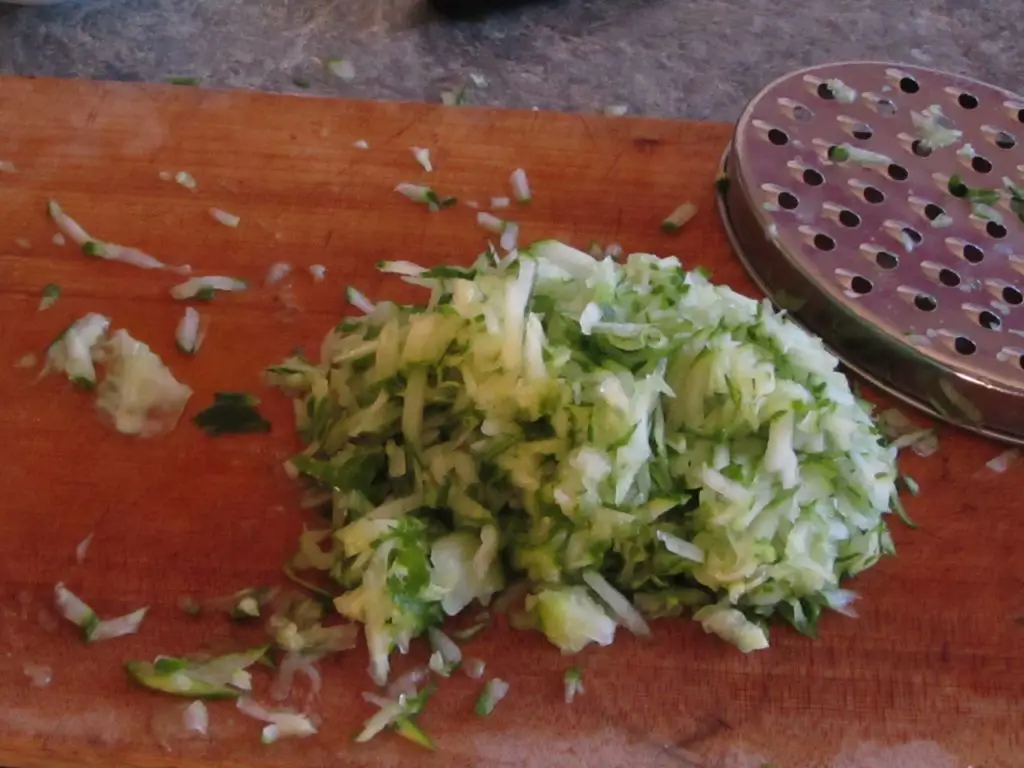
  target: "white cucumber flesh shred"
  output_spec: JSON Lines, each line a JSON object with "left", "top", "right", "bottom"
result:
{"left": 175, "top": 307, "right": 205, "bottom": 354}
{"left": 170, "top": 276, "right": 247, "bottom": 300}
{"left": 411, "top": 147, "right": 433, "bottom": 173}
{"left": 96, "top": 329, "right": 193, "bottom": 436}
{"left": 45, "top": 313, "right": 110, "bottom": 388}
{"left": 210, "top": 208, "right": 241, "bottom": 228}
{"left": 510, "top": 168, "right": 531, "bottom": 203}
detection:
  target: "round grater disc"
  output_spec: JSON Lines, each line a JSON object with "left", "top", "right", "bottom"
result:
{"left": 716, "top": 61, "right": 1024, "bottom": 444}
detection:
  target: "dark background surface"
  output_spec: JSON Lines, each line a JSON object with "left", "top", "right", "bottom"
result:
{"left": 0, "top": 0, "right": 1021, "bottom": 121}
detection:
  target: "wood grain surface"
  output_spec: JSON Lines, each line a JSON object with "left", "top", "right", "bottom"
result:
{"left": 0, "top": 77, "right": 1020, "bottom": 768}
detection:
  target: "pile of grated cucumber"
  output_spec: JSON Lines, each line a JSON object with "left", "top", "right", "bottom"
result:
{"left": 268, "top": 239, "right": 900, "bottom": 684}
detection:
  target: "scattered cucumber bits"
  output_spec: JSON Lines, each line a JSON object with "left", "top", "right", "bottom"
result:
{"left": 126, "top": 647, "right": 268, "bottom": 699}
{"left": 54, "top": 583, "right": 148, "bottom": 643}
{"left": 228, "top": 586, "right": 274, "bottom": 619}
{"left": 96, "top": 329, "right": 193, "bottom": 436}
{"left": 661, "top": 202, "right": 698, "bottom": 234}
{"left": 209, "top": 207, "right": 241, "bottom": 228}
{"left": 237, "top": 697, "right": 317, "bottom": 743}
{"left": 38, "top": 283, "right": 61, "bottom": 311}
{"left": 47, "top": 200, "right": 188, "bottom": 273}
{"left": 44, "top": 313, "right": 110, "bottom": 389}
{"left": 325, "top": 58, "right": 356, "bottom": 82}
{"left": 563, "top": 666, "right": 583, "bottom": 703}
{"left": 356, "top": 683, "right": 437, "bottom": 748}
{"left": 828, "top": 144, "right": 891, "bottom": 166}
{"left": 475, "top": 678, "right": 510, "bottom": 716}
{"left": 394, "top": 183, "right": 457, "bottom": 211}
{"left": 175, "top": 307, "right": 205, "bottom": 354}
{"left": 170, "top": 276, "right": 247, "bottom": 300}
{"left": 824, "top": 78, "right": 858, "bottom": 103}
{"left": 510, "top": 168, "right": 532, "bottom": 204}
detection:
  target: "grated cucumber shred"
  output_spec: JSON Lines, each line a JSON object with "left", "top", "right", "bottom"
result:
{"left": 427, "top": 626, "right": 462, "bottom": 675}
{"left": 271, "top": 240, "right": 901, "bottom": 672}
{"left": 563, "top": 666, "right": 583, "bottom": 703}
{"left": 95, "top": 329, "right": 193, "bottom": 436}
{"left": 236, "top": 697, "right": 317, "bottom": 743}
{"left": 48, "top": 200, "right": 190, "bottom": 274}
{"left": 54, "top": 583, "right": 148, "bottom": 643}
{"left": 170, "top": 276, "right": 247, "bottom": 300}
{"left": 475, "top": 678, "right": 509, "bottom": 716}
{"left": 661, "top": 202, "right": 697, "bottom": 234}
{"left": 209, "top": 208, "right": 241, "bottom": 228}
{"left": 829, "top": 144, "right": 892, "bottom": 166}
{"left": 910, "top": 104, "right": 962, "bottom": 151}
{"left": 38, "top": 283, "right": 61, "bottom": 311}
{"left": 357, "top": 681, "right": 436, "bottom": 748}
{"left": 824, "top": 78, "right": 858, "bottom": 103}
{"left": 126, "top": 646, "right": 268, "bottom": 699}
{"left": 411, "top": 147, "right": 433, "bottom": 173}
{"left": 395, "top": 183, "right": 456, "bottom": 212}
{"left": 44, "top": 313, "right": 110, "bottom": 388}
{"left": 183, "top": 700, "right": 209, "bottom": 736}
{"left": 510, "top": 168, "right": 531, "bottom": 203}
{"left": 326, "top": 58, "right": 356, "bottom": 82}
{"left": 175, "top": 307, "right": 206, "bottom": 355}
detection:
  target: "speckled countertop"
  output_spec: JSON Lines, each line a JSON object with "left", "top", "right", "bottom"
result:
{"left": 0, "top": 0, "right": 1021, "bottom": 121}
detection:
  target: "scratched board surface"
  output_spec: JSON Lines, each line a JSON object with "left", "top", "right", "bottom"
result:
{"left": 0, "top": 77, "right": 1020, "bottom": 768}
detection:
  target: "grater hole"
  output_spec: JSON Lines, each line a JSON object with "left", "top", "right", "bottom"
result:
{"left": 839, "top": 209, "right": 861, "bottom": 228}
{"left": 888, "top": 163, "right": 909, "bottom": 181}
{"left": 971, "top": 155, "right": 993, "bottom": 174}
{"left": 1003, "top": 285, "right": 1023, "bottom": 305}
{"left": 963, "top": 243, "right": 984, "bottom": 263}
{"left": 911, "top": 140, "right": 933, "bottom": 158}
{"left": 995, "top": 131, "right": 1016, "bottom": 149}
{"left": 863, "top": 186, "right": 885, "bottom": 204}
{"left": 986, "top": 221, "right": 1008, "bottom": 239}
{"left": 958, "top": 92, "right": 979, "bottom": 110}
{"left": 914, "top": 293, "right": 938, "bottom": 311}
{"left": 850, "top": 276, "right": 872, "bottom": 295}
{"left": 814, "top": 233, "right": 836, "bottom": 251}
{"left": 1018, "top": 108, "right": 1024, "bottom": 124}
{"left": 903, "top": 226, "right": 924, "bottom": 245}
{"left": 793, "top": 106, "right": 813, "bottom": 122}
{"left": 876, "top": 250, "right": 899, "bottom": 270}
{"left": 877, "top": 98, "right": 897, "bottom": 117}
{"left": 817, "top": 82, "right": 836, "bottom": 100}
{"left": 899, "top": 76, "right": 920, "bottom": 94}
{"left": 852, "top": 125, "right": 874, "bottom": 140}
{"left": 938, "top": 268, "right": 961, "bottom": 287}
{"left": 802, "top": 168, "right": 825, "bottom": 186}
{"left": 924, "top": 203, "right": 946, "bottom": 222}
{"left": 777, "top": 191, "right": 799, "bottom": 210}
{"left": 954, "top": 336, "right": 977, "bottom": 355}
{"left": 768, "top": 128, "right": 789, "bottom": 146}
{"left": 1019, "top": 353, "right": 1024, "bottom": 370}
{"left": 978, "top": 310, "right": 1002, "bottom": 330}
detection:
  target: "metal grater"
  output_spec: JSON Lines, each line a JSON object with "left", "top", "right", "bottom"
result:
{"left": 716, "top": 61, "right": 1024, "bottom": 444}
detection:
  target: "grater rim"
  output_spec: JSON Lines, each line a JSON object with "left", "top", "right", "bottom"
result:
{"left": 716, "top": 142, "right": 1024, "bottom": 445}
{"left": 718, "top": 60, "right": 1024, "bottom": 444}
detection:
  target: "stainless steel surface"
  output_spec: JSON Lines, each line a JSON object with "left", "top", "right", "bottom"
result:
{"left": 718, "top": 61, "right": 1024, "bottom": 443}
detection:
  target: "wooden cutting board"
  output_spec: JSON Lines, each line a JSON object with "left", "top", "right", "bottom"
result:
{"left": 0, "top": 77, "right": 1020, "bottom": 768}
